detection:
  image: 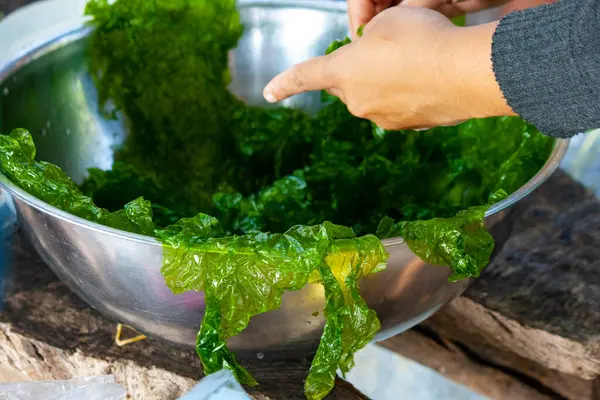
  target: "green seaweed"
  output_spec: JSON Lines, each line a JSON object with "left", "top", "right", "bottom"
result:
{"left": 0, "top": 0, "right": 555, "bottom": 399}
{"left": 0, "top": 128, "right": 391, "bottom": 398}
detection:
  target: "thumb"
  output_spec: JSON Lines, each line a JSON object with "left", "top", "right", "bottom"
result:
{"left": 263, "top": 55, "right": 336, "bottom": 103}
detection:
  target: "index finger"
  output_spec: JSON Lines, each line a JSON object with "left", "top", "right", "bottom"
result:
{"left": 263, "top": 54, "right": 336, "bottom": 103}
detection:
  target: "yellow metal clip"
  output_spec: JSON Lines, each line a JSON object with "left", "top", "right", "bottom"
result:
{"left": 115, "top": 324, "right": 147, "bottom": 347}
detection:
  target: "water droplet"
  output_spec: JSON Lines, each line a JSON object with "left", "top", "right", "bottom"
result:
{"left": 66, "top": 128, "right": 71, "bottom": 136}
{"left": 256, "top": 352, "right": 264, "bottom": 360}
{"left": 46, "top": 121, "right": 51, "bottom": 128}
{"left": 41, "top": 129, "right": 47, "bottom": 136}
{"left": 2, "top": 87, "right": 8, "bottom": 96}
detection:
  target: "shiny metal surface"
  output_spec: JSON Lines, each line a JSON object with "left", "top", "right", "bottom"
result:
{"left": 0, "top": 0, "right": 569, "bottom": 355}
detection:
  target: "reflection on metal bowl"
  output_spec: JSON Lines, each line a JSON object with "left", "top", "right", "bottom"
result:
{"left": 0, "top": 0, "right": 568, "bottom": 356}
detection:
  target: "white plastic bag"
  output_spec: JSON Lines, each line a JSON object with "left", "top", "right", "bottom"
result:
{"left": 0, "top": 375, "right": 126, "bottom": 400}
{"left": 178, "top": 370, "right": 251, "bottom": 400}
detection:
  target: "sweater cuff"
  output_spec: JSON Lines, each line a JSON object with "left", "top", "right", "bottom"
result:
{"left": 492, "top": 0, "right": 600, "bottom": 138}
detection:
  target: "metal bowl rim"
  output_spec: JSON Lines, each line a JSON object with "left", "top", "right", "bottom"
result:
{"left": 0, "top": 3, "right": 570, "bottom": 248}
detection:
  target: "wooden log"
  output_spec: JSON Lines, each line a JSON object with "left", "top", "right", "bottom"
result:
{"left": 0, "top": 323, "right": 366, "bottom": 400}
{"left": 388, "top": 170, "right": 600, "bottom": 400}
{"left": 393, "top": 298, "right": 599, "bottom": 400}
{"left": 381, "top": 330, "right": 553, "bottom": 400}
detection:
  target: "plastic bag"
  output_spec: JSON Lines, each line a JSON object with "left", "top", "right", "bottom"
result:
{"left": 0, "top": 375, "right": 126, "bottom": 400}
{"left": 179, "top": 370, "right": 251, "bottom": 400}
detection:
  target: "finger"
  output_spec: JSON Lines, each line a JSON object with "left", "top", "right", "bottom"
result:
{"left": 438, "top": 0, "right": 499, "bottom": 17}
{"left": 263, "top": 55, "right": 336, "bottom": 102}
{"left": 348, "top": 0, "right": 377, "bottom": 38}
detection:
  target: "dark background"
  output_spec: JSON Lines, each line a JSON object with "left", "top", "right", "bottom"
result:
{"left": 0, "top": 0, "right": 36, "bottom": 15}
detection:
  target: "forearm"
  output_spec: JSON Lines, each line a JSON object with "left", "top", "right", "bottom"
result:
{"left": 266, "top": 3, "right": 600, "bottom": 134}
{"left": 444, "top": 21, "right": 516, "bottom": 121}
{"left": 492, "top": 0, "right": 600, "bottom": 138}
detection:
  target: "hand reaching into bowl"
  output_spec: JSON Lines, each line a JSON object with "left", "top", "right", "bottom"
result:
{"left": 264, "top": 0, "right": 600, "bottom": 138}
{"left": 264, "top": 6, "right": 512, "bottom": 130}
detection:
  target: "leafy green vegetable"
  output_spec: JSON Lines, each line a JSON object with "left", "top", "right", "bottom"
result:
{"left": 0, "top": 129, "right": 155, "bottom": 236}
{"left": 0, "top": 128, "right": 391, "bottom": 398}
{"left": 85, "top": 0, "right": 246, "bottom": 214}
{"left": 306, "top": 235, "right": 386, "bottom": 399}
{"left": 401, "top": 205, "right": 494, "bottom": 281}
{"left": 158, "top": 216, "right": 388, "bottom": 393}
{"left": 0, "top": 0, "right": 555, "bottom": 399}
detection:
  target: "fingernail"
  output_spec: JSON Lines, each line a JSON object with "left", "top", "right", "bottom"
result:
{"left": 264, "top": 91, "right": 277, "bottom": 103}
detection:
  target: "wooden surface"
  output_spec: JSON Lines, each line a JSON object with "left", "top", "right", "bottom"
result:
{"left": 0, "top": 234, "right": 366, "bottom": 399}
{"left": 467, "top": 170, "right": 600, "bottom": 343}
{"left": 384, "top": 171, "right": 600, "bottom": 400}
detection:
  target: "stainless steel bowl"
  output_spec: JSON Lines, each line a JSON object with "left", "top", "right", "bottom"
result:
{"left": 0, "top": 0, "right": 568, "bottom": 356}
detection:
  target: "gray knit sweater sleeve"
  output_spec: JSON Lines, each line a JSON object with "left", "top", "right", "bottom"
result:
{"left": 492, "top": 0, "right": 600, "bottom": 138}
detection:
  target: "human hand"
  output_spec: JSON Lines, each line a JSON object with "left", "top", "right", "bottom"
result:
{"left": 263, "top": 7, "right": 515, "bottom": 131}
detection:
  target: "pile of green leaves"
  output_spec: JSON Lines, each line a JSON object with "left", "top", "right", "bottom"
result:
{"left": 0, "top": 0, "right": 554, "bottom": 399}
